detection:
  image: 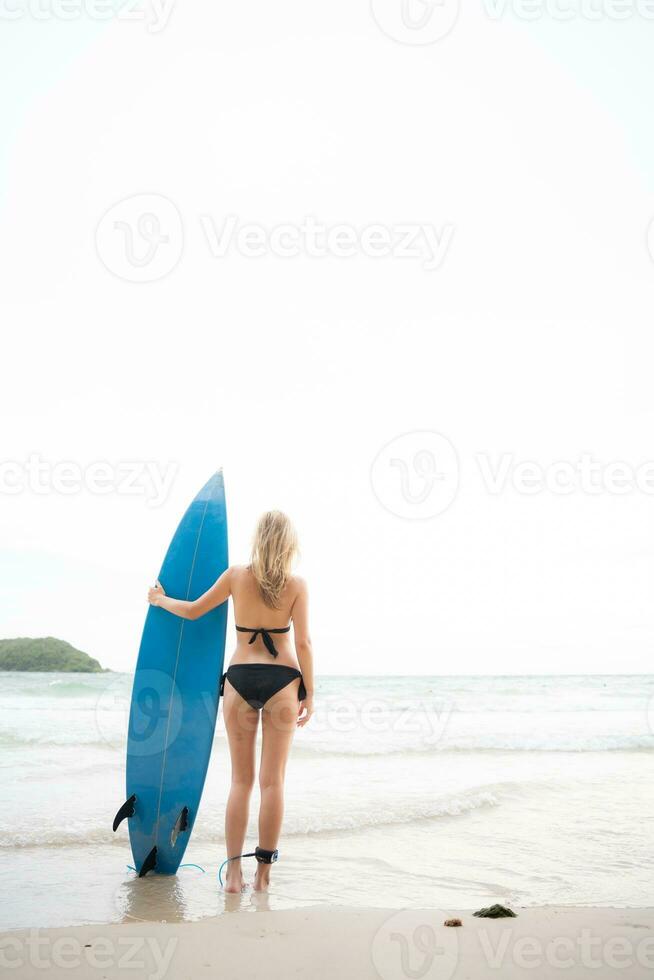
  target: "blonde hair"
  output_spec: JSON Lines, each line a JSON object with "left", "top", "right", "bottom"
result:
{"left": 250, "top": 511, "right": 298, "bottom": 608}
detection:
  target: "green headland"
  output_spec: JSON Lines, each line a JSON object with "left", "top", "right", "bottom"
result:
{"left": 0, "top": 637, "right": 107, "bottom": 672}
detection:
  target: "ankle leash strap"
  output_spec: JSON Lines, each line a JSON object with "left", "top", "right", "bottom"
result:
{"left": 218, "top": 847, "right": 279, "bottom": 887}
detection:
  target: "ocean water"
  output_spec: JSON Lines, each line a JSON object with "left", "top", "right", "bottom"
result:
{"left": 1, "top": 672, "right": 653, "bottom": 930}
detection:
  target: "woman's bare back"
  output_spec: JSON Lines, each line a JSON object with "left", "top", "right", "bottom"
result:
{"left": 228, "top": 565, "right": 302, "bottom": 668}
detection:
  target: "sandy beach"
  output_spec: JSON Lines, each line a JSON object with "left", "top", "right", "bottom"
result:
{"left": 2, "top": 904, "right": 653, "bottom": 980}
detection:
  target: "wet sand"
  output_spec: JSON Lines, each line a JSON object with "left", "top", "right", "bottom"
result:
{"left": 2, "top": 904, "right": 653, "bottom": 980}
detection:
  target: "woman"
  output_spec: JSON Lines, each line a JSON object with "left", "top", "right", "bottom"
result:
{"left": 147, "top": 510, "right": 314, "bottom": 893}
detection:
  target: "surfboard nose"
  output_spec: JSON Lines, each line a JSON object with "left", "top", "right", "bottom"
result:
{"left": 195, "top": 469, "right": 224, "bottom": 502}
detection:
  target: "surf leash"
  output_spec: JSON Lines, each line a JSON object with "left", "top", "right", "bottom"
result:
{"left": 218, "top": 847, "right": 279, "bottom": 887}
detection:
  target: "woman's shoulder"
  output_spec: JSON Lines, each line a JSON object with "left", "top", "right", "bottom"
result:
{"left": 287, "top": 574, "right": 308, "bottom": 596}
{"left": 227, "top": 564, "right": 250, "bottom": 585}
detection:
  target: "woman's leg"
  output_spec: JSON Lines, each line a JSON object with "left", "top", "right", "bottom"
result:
{"left": 255, "top": 678, "right": 300, "bottom": 891}
{"left": 222, "top": 680, "right": 259, "bottom": 892}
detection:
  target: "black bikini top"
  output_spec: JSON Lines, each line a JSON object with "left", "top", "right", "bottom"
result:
{"left": 235, "top": 625, "right": 290, "bottom": 659}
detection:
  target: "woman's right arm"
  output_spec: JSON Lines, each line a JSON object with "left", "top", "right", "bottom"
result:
{"left": 148, "top": 567, "right": 232, "bottom": 620}
{"left": 291, "top": 577, "right": 315, "bottom": 727}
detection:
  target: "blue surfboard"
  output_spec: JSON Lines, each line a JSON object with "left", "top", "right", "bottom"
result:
{"left": 112, "top": 470, "right": 228, "bottom": 875}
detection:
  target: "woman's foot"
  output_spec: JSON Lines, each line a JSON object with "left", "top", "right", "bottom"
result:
{"left": 253, "top": 865, "right": 271, "bottom": 892}
{"left": 224, "top": 866, "right": 245, "bottom": 893}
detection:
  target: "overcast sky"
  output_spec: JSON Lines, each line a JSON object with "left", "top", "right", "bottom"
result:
{"left": 1, "top": 1, "right": 653, "bottom": 674}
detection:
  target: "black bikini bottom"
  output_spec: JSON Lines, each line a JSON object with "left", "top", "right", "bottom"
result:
{"left": 220, "top": 664, "right": 306, "bottom": 710}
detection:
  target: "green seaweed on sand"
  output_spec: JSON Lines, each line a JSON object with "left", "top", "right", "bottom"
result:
{"left": 473, "top": 904, "right": 517, "bottom": 918}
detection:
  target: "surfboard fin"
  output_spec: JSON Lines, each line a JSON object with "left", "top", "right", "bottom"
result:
{"left": 112, "top": 794, "right": 136, "bottom": 832}
{"left": 139, "top": 846, "right": 158, "bottom": 877}
{"left": 170, "top": 806, "right": 190, "bottom": 847}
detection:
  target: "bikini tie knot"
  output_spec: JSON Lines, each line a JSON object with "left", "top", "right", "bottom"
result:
{"left": 247, "top": 629, "right": 279, "bottom": 658}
